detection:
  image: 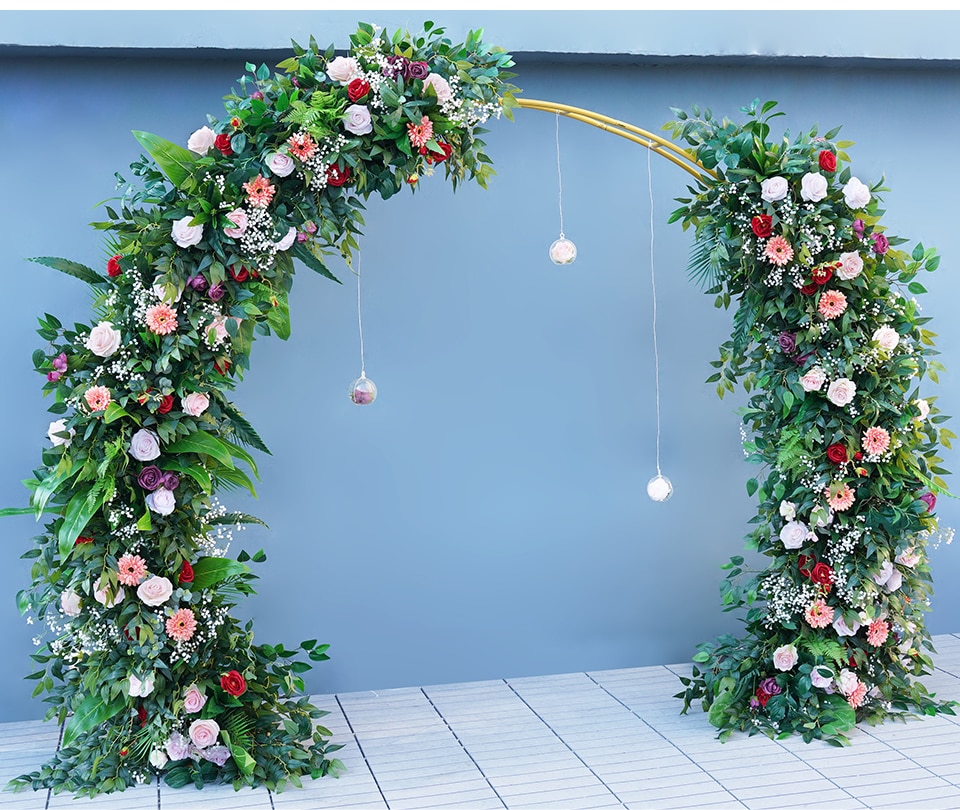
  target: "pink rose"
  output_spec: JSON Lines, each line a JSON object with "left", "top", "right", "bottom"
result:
{"left": 896, "top": 548, "right": 921, "bottom": 568}
{"left": 94, "top": 584, "right": 124, "bottom": 608}
{"left": 181, "top": 392, "right": 210, "bottom": 417}
{"left": 343, "top": 104, "right": 373, "bottom": 136}
{"left": 166, "top": 731, "right": 190, "bottom": 761}
{"left": 201, "top": 745, "right": 232, "bottom": 766}
{"left": 137, "top": 575, "right": 174, "bottom": 606}
{"left": 268, "top": 153, "right": 295, "bottom": 177}
{"left": 800, "top": 366, "right": 826, "bottom": 392}
{"left": 423, "top": 73, "right": 453, "bottom": 103}
{"left": 843, "top": 177, "right": 871, "bottom": 209}
{"left": 145, "top": 487, "right": 176, "bottom": 516}
{"left": 188, "top": 718, "right": 220, "bottom": 749}
{"left": 275, "top": 226, "right": 297, "bottom": 251}
{"left": 86, "top": 321, "right": 122, "bottom": 358}
{"left": 836, "top": 251, "right": 863, "bottom": 280}
{"left": 779, "top": 520, "right": 812, "bottom": 550}
{"left": 836, "top": 668, "right": 859, "bottom": 696}
{"left": 872, "top": 326, "right": 899, "bottom": 352}
{"left": 800, "top": 172, "right": 828, "bottom": 202}
{"left": 61, "top": 590, "right": 81, "bottom": 617}
{"left": 183, "top": 684, "right": 207, "bottom": 713}
{"left": 172, "top": 216, "right": 204, "bottom": 248}
{"left": 187, "top": 126, "right": 216, "bottom": 155}
{"left": 223, "top": 208, "right": 248, "bottom": 238}
{"left": 810, "top": 667, "right": 834, "bottom": 690}
{"left": 772, "top": 644, "right": 798, "bottom": 671}
{"left": 326, "top": 55, "right": 359, "bottom": 84}
{"left": 760, "top": 176, "right": 789, "bottom": 202}
{"left": 826, "top": 378, "right": 857, "bottom": 407}
{"left": 833, "top": 614, "right": 861, "bottom": 637}
{"left": 129, "top": 429, "right": 161, "bottom": 461}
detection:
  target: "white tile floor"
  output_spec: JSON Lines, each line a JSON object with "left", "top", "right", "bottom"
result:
{"left": 3, "top": 634, "right": 960, "bottom": 810}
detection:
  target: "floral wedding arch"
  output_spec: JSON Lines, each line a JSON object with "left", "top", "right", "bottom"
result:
{"left": 5, "top": 20, "right": 953, "bottom": 798}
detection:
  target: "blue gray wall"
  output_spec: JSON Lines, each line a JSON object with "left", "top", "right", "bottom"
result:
{"left": 1, "top": 11, "right": 959, "bottom": 722}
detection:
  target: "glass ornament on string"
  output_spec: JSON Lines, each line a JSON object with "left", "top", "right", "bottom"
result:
{"left": 349, "top": 252, "right": 377, "bottom": 406}
{"left": 548, "top": 112, "right": 577, "bottom": 265}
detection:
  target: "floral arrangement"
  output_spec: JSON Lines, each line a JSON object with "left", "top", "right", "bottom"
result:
{"left": 5, "top": 22, "right": 517, "bottom": 796}
{"left": 664, "top": 100, "right": 955, "bottom": 743}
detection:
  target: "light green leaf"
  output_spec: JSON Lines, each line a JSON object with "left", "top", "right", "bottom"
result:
{"left": 58, "top": 487, "right": 108, "bottom": 561}
{"left": 28, "top": 257, "right": 108, "bottom": 287}
{"left": 103, "top": 402, "right": 132, "bottom": 425}
{"left": 132, "top": 130, "right": 199, "bottom": 188}
{"left": 163, "top": 431, "right": 236, "bottom": 469}
{"left": 62, "top": 693, "right": 125, "bottom": 748}
{"left": 190, "top": 557, "right": 251, "bottom": 590}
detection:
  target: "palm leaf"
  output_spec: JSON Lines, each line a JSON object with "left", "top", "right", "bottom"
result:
{"left": 221, "top": 403, "right": 272, "bottom": 455}
{"left": 28, "top": 257, "right": 109, "bottom": 287}
{"left": 687, "top": 236, "right": 722, "bottom": 290}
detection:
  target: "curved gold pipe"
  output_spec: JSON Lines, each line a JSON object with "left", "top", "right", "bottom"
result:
{"left": 516, "top": 98, "right": 716, "bottom": 182}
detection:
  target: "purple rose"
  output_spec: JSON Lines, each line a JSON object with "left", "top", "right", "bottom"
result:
{"left": 382, "top": 55, "right": 408, "bottom": 79}
{"left": 162, "top": 472, "right": 180, "bottom": 491}
{"left": 201, "top": 745, "right": 232, "bottom": 767}
{"left": 208, "top": 283, "right": 225, "bottom": 302}
{"left": 759, "top": 677, "right": 782, "bottom": 696}
{"left": 251, "top": 90, "right": 264, "bottom": 101}
{"left": 853, "top": 219, "right": 865, "bottom": 239}
{"left": 187, "top": 274, "right": 209, "bottom": 292}
{"left": 138, "top": 465, "right": 164, "bottom": 491}
{"left": 749, "top": 696, "right": 761, "bottom": 710}
{"left": 53, "top": 353, "right": 68, "bottom": 372}
{"left": 404, "top": 61, "right": 429, "bottom": 80}
{"left": 47, "top": 371, "right": 61, "bottom": 382}
{"left": 777, "top": 332, "right": 797, "bottom": 355}
{"left": 791, "top": 352, "right": 813, "bottom": 366}
{"left": 920, "top": 492, "right": 937, "bottom": 513}
{"left": 871, "top": 233, "right": 889, "bottom": 255}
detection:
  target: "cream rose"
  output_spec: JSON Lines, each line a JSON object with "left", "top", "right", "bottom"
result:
{"left": 187, "top": 126, "right": 216, "bottom": 155}
{"left": 873, "top": 560, "right": 894, "bottom": 587}
{"left": 146, "top": 487, "right": 176, "bottom": 516}
{"left": 915, "top": 399, "right": 930, "bottom": 420}
{"left": 129, "top": 429, "right": 161, "bottom": 461}
{"left": 137, "top": 575, "right": 174, "bottom": 606}
{"left": 129, "top": 672, "right": 156, "bottom": 697}
{"left": 181, "top": 392, "right": 209, "bottom": 417}
{"left": 826, "top": 378, "right": 857, "bottom": 407}
{"left": 772, "top": 644, "right": 798, "bottom": 672}
{"left": 779, "top": 520, "right": 812, "bottom": 550}
{"left": 343, "top": 104, "right": 373, "bottom": 136}
{"left": 183, "top": 684, "right": 207, "bottom": 713}
{"left": 836, "top": 668, "right": 859, "bottom": 696}
{"left": 872, "top": 326, "right": 900, "bottom": 352}
{"left": 760, "top": 176, "right": 789, "bottom": 202}
{"left": 172, "top": 216, "right": 204, "bottom": 248}
{"left": 94, "top": 584, "right": 124, "bottom": 609}
{"left": 223, "top": 208, "right": 248, "bottom": 239}
{"left": 843, "top": 177, "right": 872, "bottom": 209}
{"left": 800, "top": 366, "right": 826, "bottom": 393}
{"left": 833, "top": 615, "right": 861, "bottom": 637}
{"left": 86, "top": 321, "right": 122, "bottom": 358}
{"left": 836, "top": 251, "right": 863, "bottom": 280}
{"left": 885, "top": 569, "right": 903, "bottom": 592}
{"left": 61, "top": 590, "right": 82, "bottom": 617}
{"left": 275, "top": 226, "right": 297, "bottom": 251}
{"left": 810, "top": 667, "right": 834, "bottom": 690}
{"left": 48, "top": 419, "right": 75, "bottom": 448}
{"left": 268, "top": 152, "right": 295, "bottom": 177}
{"left": 188, "top": 718, "right": 221, "bottom": 749}
{"left": 326, "top": 56, "right": 358, "bottom": 84}
{"left": 778, "top": 501, "right": 797, "bottom": 521}
{"left": 149, "top": 748, "right": 169, "bottom": 769}
{"left": 423, "top": 72, "right": 453, "bottom": 103}
{"left": 800, "top": 172, "right": 828, "bottom": 202}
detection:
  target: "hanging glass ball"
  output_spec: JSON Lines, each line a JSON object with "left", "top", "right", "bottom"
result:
{"left": 549, "top": 236, "right": 577, "bottom": 265}
{"left": 349, "top": 375, "right": 377, "bottom": 406}
{"left": 647, "top": 474, "right": 674, "bottom": 502}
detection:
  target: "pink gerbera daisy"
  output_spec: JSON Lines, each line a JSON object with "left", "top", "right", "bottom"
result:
{"left": 825, "top": 483, "right": 856, "bottom": 512}
{"left": 242, "top": 174, "right": 276, "bottom": 208}
{"left": 117, "top": 553, "right": 148, "bottom": 586}
{"left": 287, "top": 132, "right": 317, "bottom": 160}
{"left": 764, "top": 235, "right": 794, "bottom": 267}
{"left": 145, "top": 303, "right": 178, "bottom": 336}
{"left": 847, "top": 682, "right": 868, "bottom": 709}
{"left": 407, "top": 115, "right": 434, "bottom": 149}
{"left": 862, "top": 426, "right": 890, "bottom": 456}
{"left": 84, "top": 386, "right": 112, "bottom": 412}
{"left": 805, "top": 599, "right": 835, "bottom": 629}
{"left": 166, "top": 608, "right": 197, "bottom": 642}
{"left": 818, "top": 289, "right": 848, "bottom": 320}
{"left": 867, "top": 619, "right": 890, "bottom": 647}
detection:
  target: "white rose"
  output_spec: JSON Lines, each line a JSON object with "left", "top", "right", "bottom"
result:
{"left": 885, "top": 569, "right": 903, "bottom": 592}
{"left": 423, "top": 72, "right": 453, "bottom": 103}
{"left": 843, "top": 177, "right": 872, "bottom": 209}
{"left": 872, "top": 326, "right": 899, "bottom": 352}
{"left": 826, "top": 378, "right": 857, "bottom": 407}
{"left": 800, "top": 172, "right": 828, "bottom": 202}
{"left": 145, "top": 487, "right": 176, "bottom": 517}
{"left": 86, "top": 321, "right": 122, "bottom": 358}
{"left": 149, "top": 748, "right": 169, "bottom": 769}
{"left": 873, "top": 560, "right": 894, "bottom": 587}
{"left": 343, "top": 104, "right": 373, "bottom": 136}
{"left": 778, "top": 501, "right": 797, "bottom": 521}
{"left": 760, "top": 176, "right": 789, "bottom": 202}
{"left": 48, "top": 419, "right": 75, "bottom": 448}
{"left": 836, "top": 251, "right": 863, "bottom": 280}
{"left": 129, "top": 429, "right": 161, "bottom": 461}
{"left": 137, "top": 575, "right": 174, "bottom": 606}
{"left": 810, "top": 666, "right": 834, "bottom": 690}
{"left": 267, "top": 152, "right": 295, "bottom": 177}
{"left": 222, "top": 208, "right": 248, "bottom": 239}
{"left": 181, "top": 392, "right": 210, "bottom": 417}
{"left": 833, "top": 615, "right": 861, "bottom": 637}
{"left": 915, "top": 399, "right": 930, "bottom": 420}
{"left": 326, "top": 56, "right": 359, "bottom": 84}
{"left": 772, "top": 644, "right": 798, "bottom": 672}
{"left": 94, "top": 584, "right": 124, "bottom": 608}
{"left": 837, "top": 669, "right": 859, "bottom": 696}
{"left": 188, "top": 718, "right": 221, "bottom": 749}
{"left": 152, "top": 283, "right": 183, "bottom": 303}
{"left": 800, "top": 366, "right": 826, "bottom": 393}
{"left": 172, "top": 216, "right": 204, "bottom": 248}
{"left": 811, "top": 506, "right": 834, "bottom": 529}
{"left": 129, "top": 672, "right": 156, "bottom": 697}
{"left": 274, "top": 226, "right": 297, "bottom": 251}
{"left": 61, "top": 590, "right": 82, "bottom": 617}
{"left": 187, "top": 126, "right": 216, "bottom": 155}
{"left": 779, "top": 520, "right": 812, "bottom": 550}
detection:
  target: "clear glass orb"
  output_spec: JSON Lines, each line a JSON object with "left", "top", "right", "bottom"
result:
{"left": 647, "top": 474, "right": 673, "bottom": 502}
{"left": 549, "top": 237, "right": 577, "bottom": 265}
{"left": 349, "top": 375, "right": 377, "bottom": 406}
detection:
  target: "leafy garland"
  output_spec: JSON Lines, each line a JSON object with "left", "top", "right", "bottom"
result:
{"left": 664, "top": 100, "right": 955, "bottom": 743}
{"left": 6, "top": 22, "right": 517, "bottom": 796}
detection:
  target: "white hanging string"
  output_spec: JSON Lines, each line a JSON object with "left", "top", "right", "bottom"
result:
{"left": 555, "top": 112, "right": 565, "bottom": 238}
{"left": 647, "top": 147, "right": 663, "bottom": 476}
{"left": 356, "top": 251, "right": 367, "bottom": 380}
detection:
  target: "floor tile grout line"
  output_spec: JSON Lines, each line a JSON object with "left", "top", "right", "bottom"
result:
{"left": 335, "top": 693, "right": 391, "bottom": 810}
{"left": 419, "top": 687, "right": 509, "bottom": 809}
{"left": 857, "top": 722, "right": 960, "bottom": 789}
{"left": 585, "top": 668, "right": 749, "bottom": 810}
{"left": 768, "top": 736, "right": 871, "bottom": 808}
{"left": 268, "top": 786, "right": 275, "bottom": 810}
{"left": 156, "top": 774, "right": 161, "bottom": 810}
{"left": 503, "top": 676, "right": 630, "bottom": 809}
{"left": 43, "top": 720, "right": 64, "bottom": 810}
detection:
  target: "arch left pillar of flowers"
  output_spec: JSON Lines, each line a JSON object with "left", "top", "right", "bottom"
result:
{"left": 7, "top": 22, "right": 519, "bottom": 797}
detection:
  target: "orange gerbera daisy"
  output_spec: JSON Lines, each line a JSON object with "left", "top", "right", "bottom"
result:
{"left": 407, "top": 115, "right": 434, "bottom": 149}
{"left": 764, "top": 235, "right": 794, "bottom": 267}
{"left": 242, "top": 174, "right": 276, "bottom": 208}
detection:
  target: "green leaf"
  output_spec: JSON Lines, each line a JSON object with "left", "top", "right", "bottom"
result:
{"left": 163, "top": 431, "right": 236, "bottom": 469}
{"left": 708, "top": 677, "right": 737, "bottom": 728}
{"left": 132, "top": 130, "right": 199, "bottom": 188}
{"left": 746, "top": 478, "right": 759, "bottom": 497}
{"left": 266, "top": 291, "right": 291, "bottom": 340}
{"left": 908, "top": 281, "right": 928, "bottom": 295}
{"left": 189, "top": 557, "right": 251, "bottom": 590}
{"left": 28, "top": 257, "right": 108, "bottom": 287}
{"left": 0, "top": 506, "right": 59, "bottom": 517}
{"left": 290, "top": 242, "right": 341, "bottom": 283}
{"left": 58, "top": 487, "right": 108, "bottom": 561}
{"left": 137, "top": 510, "right": 152, "bottom": 531}
{"left": 62, "top": 693, "right": 125, "bottom": 748}
{"left": 103, "top": 402, "right": 132, "bottom": 424}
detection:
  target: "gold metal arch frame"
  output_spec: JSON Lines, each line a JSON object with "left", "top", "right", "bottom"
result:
{"left": 516, "top": 98, "right": 716, "bottom": 181}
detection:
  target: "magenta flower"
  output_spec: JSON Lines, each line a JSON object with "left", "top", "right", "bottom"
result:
{"left": 853, "top": 218, "right": 865, "bottom": 239}
{"left": 871, "top": 233, "right": 889, "bottom": 255}
{"left": 920, "top": 492, "right": 937, "bottom": 513}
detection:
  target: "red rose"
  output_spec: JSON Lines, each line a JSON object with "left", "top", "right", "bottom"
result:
{"left": 158, "top": 395, "right": 174, "bottom": 414}
{"left": 347, "top": 78, "right": 370, "bottom": 102}
{"left": 75, "top": 535, "right": 94, "bottom": 546}
{"left": 426, "top": 142, "right": 453, "bottom": 165}
{"left": 751, "top": 215, "right": 773, "bottom": 238}
{"left": 755, "top": 687, "right": 771, "bottom": 708}
{"left": 853, "top": 452, "right": 863, "bottom": 461}
{"left": 220, "top": 669, "right": 247, "bottom": 697}
{"left": 137, "top": 705, "right": 147, "bottom": 727}
{"left": 214, "top": 359, "right": 230, "bottom": 375}
{"left": 215, "top": 133, "right": 234, "bottom": 156}
{"left": 798, "top": 554, "right": 814, "bottom": 578}
{"left": 107, "top": 254, "right": 123, "bottom": 277}
{"left": 230, "top": 116, "right": 241, "bottom": 128}
{"left": 811, "top": 265, "right": 833, "bottom": 286}
{"left": 230, "top": 265, "right": 249, "bottom": 282}
{"left": 818, "top": 150, "right": 837, "bottom": 173}
{"left": 826, "top": 443, "right": 848, "bottom": 464}
{"left": 810, "top": 562, "right": 833, "bottom": 586}
{"left": 326, "top": 164, "right": 351, "bottom": 187}
{"left": 179, "top": 560, "right": 194, "bottom": 584}
{"left": 800, "top": 282, "right": 819, "bottom": 296}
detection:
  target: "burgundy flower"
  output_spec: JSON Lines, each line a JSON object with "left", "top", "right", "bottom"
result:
{"left": 230, "top": 265, "right": 249, "bottom": 283}
{"left": 326, "top": 164, "right": 351, "bottom": 187}
{"left": 871, "top": 233, "right": 889, "bottom": 255}
{"left": 827, "top": 443, "right": 848, "bottom": 464}
{"left": 777, "top": 332, "right": 797, "bottom": 355}
{"left": 759, "top": 677, "right": 782, "bottom": 696}
{"left": 853, "top": 219, "right": 865, "bottom": 239}
{"left": 811, "top": 265, "right": 833, "bottom": 285}
{"left": 382, "top": 55, "right": 408, "bottom": 79}
{"left": 137, "top": 465, "right": 164, "bottom": 491}
{"left": 187, "top": 274, "right": 209, "bottom": 292}
{"left": 404, "top": 60, "right": 430, "bottom": 80}
{"left": 208, "top": 283, "right": 225, "bottom": 302}
{"left": 800, "top": 282, "right": 819, "bottom": 296}
{"left": 920, "top": 492, "right": 937, "bottom": 513}
{"left": 158, "top": 394, "right": 174, "bottom": 414}
{"left": 162, "top": 472, "right": 180, "bottom": 491}
{"left": 179, "top": 560, "right": 195, "bottom": 584}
